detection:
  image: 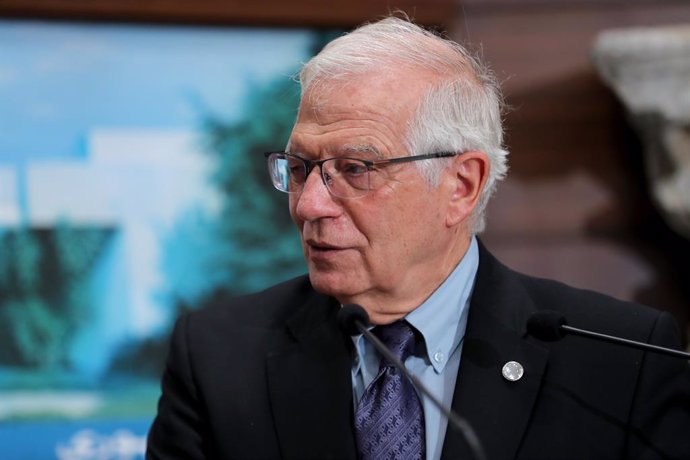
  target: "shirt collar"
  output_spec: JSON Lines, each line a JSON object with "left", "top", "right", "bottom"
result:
{"left": 406, "top": 236, "right": 479, "bottom": 373}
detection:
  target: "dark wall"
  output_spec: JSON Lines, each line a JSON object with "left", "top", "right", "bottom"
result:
{"left": 453, "top": 1, "right": 690, "bottom": 337}
{"left": 0, "top": 0, "right": 455, "bottom": 27}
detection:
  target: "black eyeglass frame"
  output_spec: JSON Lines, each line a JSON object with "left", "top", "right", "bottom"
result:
{"left": 264, "top": 150, "right": 460, "bottom": 197}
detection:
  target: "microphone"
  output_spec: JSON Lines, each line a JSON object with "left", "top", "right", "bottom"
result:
{"left": 526, "top": 310, "right": 690, "bottom": 360}
{"left": 338, "top": 304, "right": 487, "bottom": 460}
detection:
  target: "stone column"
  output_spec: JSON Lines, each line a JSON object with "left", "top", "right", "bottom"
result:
{"left": 592, "top": 26, "right": 690, "bottom": 239}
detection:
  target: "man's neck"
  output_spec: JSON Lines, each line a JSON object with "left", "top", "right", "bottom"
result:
{"left": 346, "top": 234, "right": 473, "bottom": 325}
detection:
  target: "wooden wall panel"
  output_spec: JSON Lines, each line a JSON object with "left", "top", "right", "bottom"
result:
{"left": 450, "top": 3, "right": 690, "bottom": 335}
{"left": 0, "top": 0, "right": 457, "bottom": 27}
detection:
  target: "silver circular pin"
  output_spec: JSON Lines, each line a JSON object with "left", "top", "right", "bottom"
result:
{"left": 502, "top": 361, "right": 524, "bottom": 382}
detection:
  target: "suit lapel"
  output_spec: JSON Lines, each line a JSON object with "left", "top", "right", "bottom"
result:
{"left": 442, "top": 243, "right": 549, "bottom": 460}
{"left": 266, "top": 293, "right": 357, "bottom": 460}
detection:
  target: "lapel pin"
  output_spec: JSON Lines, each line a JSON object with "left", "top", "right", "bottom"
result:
{"left": 502, "top": 361, "right": 524, "bottom": 382}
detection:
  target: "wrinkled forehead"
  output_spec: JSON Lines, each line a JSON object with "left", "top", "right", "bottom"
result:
{"left": 297, "top": 67, "right": 437, "bottom": 122}
{"left": 288, "top": 70, "right": 434, "bottom": 155}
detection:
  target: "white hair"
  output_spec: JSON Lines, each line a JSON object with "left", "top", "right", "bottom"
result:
{"left": 298, "top": 16, "right": 508, "bottom": 233}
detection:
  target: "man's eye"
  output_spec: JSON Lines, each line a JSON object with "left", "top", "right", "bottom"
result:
{"left": 286, "top": 163, "right": 306, "bottom": 182}
{"left": 337, "top": 160, "right": 369, "bottom": 175}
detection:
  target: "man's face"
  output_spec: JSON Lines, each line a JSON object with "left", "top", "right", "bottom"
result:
{"left": 288, "top": 71, "right": 467, "bottom": 323}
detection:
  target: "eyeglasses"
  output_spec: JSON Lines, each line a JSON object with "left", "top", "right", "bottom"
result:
{"left": 264, "top": 151, "right": 459, "bottom": 199}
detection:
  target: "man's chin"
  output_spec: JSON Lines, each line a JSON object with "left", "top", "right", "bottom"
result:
{"left": 307, "top": 271, "right": 359, "bottom": 302}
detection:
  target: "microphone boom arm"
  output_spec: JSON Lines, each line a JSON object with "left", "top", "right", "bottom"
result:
{"left": 562, "top": 325, "right": 690, "bottom": 360}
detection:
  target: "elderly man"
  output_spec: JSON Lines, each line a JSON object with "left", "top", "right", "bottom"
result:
{"left": 147, "top": 17, "right": 690, "bottom": 460}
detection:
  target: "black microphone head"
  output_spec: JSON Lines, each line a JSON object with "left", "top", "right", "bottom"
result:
{"left": 338, "top": 304, "right": 370, "bottom": 336}
{"left": 526, "top": 310, "right": 568, "bottom": 342}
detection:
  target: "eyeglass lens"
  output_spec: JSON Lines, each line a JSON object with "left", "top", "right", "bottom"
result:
{"left": 269, "top": 154, "right": 375, "bottom": 198}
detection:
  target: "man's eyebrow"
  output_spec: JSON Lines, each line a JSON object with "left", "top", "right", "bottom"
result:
{"left": 283, "top": 143, "right": 384, "bottom": 159}
{"left": 341, "top": 145, "right": 383, "bottom": 159}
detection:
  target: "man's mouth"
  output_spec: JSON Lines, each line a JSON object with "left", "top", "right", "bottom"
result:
{"left": 307, "top": 240, "right": 340, "bottom": 250}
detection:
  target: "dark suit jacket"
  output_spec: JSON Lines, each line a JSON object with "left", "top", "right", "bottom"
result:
{"left": 147, "top": 244, "right": 690, "bottom": 459}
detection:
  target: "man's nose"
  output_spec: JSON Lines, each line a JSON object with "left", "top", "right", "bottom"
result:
{"left": 293, "top": 167, "right": 342, "bottom": 221}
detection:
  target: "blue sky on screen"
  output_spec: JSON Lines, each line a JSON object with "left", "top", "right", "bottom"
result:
{"left": 0, "top": 21, "right": 311, "bottom": 162}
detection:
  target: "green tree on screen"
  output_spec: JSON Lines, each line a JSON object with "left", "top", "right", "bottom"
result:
{"left": 200, "top": 75, "right": 305, "bottom": 295}
{"left": 185, "top": 31, "right": 342, "bottom": 300}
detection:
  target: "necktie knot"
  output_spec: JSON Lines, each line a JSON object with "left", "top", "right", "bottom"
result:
{"left": 374, "top": 320, "right": 417, "bottom": 364}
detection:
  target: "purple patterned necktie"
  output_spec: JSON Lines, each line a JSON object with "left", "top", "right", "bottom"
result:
{"left": 355, "top": 321, "right": 425, "bottom": 460}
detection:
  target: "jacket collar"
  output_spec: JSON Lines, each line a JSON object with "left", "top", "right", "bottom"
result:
{"left": 441, "top": 242, "right": 549, "bottom": 460}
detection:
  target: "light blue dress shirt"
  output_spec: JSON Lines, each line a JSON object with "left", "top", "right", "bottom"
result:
{"left": 350, "top": 236, "right": 479, "bottom": 460}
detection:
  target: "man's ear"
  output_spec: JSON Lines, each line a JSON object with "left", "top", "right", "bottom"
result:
{"left": 445, "top": 151, "right": 490, "bottom": 227}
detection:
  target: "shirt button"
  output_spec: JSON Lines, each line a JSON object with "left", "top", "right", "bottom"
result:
{"left": 433, "top": 351, "right": 445, "bottom": 363}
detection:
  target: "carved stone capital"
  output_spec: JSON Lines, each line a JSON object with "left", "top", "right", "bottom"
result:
{"left": 593, "top": 25, "right": 690, "bottom": 239}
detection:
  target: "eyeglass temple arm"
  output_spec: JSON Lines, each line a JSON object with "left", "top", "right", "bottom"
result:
{"left": 370, "top": 151, "right": 459, "bottom": 167}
